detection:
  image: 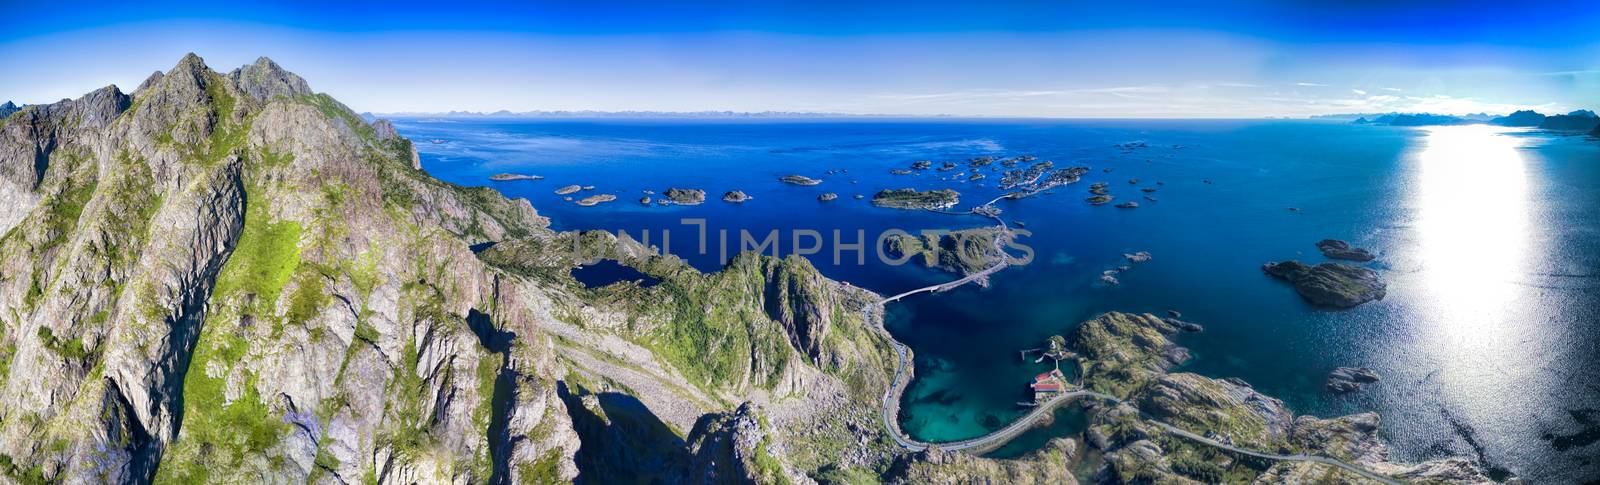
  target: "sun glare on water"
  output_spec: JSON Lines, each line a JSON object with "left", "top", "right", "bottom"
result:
{"left": 1414, "top": 125, "right": 1530, "bottom": 331}
{"left": 1410, "top": 125, "right": 1542, "bottom": 404}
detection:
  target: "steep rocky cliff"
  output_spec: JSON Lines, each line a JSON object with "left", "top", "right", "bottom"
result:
{"left": 0, "top": 54, "right": 567, "bottom": 483}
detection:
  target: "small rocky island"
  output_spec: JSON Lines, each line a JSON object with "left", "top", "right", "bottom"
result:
{"left": 779, "top": 174, "right": 822, "bottom": 185}
{"left": 871, "top": 188, "right": 960, "bottom": 210}
{"left": 1326, "top": 366, "right": 1381, "bottom": 393}
{"left": 1263, "top": 260, "right": 1387, "bottom": 308}
{"left": 574, "top": 194, "right": 617, "bottom": 206}
{"left": 882, "top": 227, "right": 1009, "bottom": 276}
{"left": 662, "top": 187, "right": 706, "bottom": 205}
{"left": 722, "top": 190, "right": 752, "bottom": 203}
{"left": 489, "top": 173, "right": 543, "bottom": 181}
{"left": 1316, "top": 239, "right": 1376, "bottom": 262}
{"left": 555, "top": 184, "right": 583, "bottom": 195}
{"left": 817, "top": 192, "right": 838, "bottom": 202}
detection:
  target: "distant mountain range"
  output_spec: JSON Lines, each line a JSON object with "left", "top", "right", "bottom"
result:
{"left": 1341, "top": 109, "right": 1600, "bottom": 134}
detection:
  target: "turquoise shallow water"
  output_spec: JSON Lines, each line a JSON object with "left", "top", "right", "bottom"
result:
{"left": 397, "top": 118, "right": 1600, "bottom": 482}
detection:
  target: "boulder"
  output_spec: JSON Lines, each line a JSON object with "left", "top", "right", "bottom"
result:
{"left": 1326, "top": 366, "right": 1381, "bottom": 393}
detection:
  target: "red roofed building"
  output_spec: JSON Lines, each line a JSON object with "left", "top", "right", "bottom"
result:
{"left": 1030, "top": 369, "right": 1070, "bottom": 402}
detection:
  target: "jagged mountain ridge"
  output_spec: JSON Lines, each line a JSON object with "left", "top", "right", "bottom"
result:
{"left": 0, "top": 53, "right": 899, "bottom": 484}
{"left": 0, "top": 53, "right": 584, "bottom": 483}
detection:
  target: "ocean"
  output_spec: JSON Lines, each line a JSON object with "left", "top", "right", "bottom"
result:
{"left": 394, "top": 117, "right": 1600, "bottom": 482}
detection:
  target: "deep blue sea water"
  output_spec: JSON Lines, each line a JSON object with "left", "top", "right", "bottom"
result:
{"left": 395, "top": 118, "right": 1600, "bottom": 482}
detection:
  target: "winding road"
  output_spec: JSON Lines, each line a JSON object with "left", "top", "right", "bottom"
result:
{"left": 865, "top": 198, "right": 1405, "bottom": 484}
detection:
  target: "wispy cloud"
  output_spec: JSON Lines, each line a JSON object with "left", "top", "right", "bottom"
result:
{"left": 1351, "top": 89, "right": 1367, "bottom": 95}
{"left": 1296, "top": 82, "right": 1330, "bottom": 87}
{"left": 874, "top": 89, "right": 1064, "bottom": 102}
{"left": 874, "top": 85, "right": 1170, "bottom": 104}
{"left": 1531, "top": 69, "right": 1600, "bottom": 77}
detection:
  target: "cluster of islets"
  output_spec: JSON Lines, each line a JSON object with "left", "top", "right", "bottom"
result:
{"left": 1097, "top": 251, "right": 1152, "bottom": 286}
{"left": 491, "top": 152, "right": 1188, "bottom": 211}
{"left": 494, "top": 172, "right": 873, "bottom": 206}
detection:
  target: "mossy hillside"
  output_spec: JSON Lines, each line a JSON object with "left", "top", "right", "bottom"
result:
{"left": 751, "top": 418, "right": 794, "bottom": 485}
{"left": 517, "top": 449, "right": 566, "bottom": 485}
{"left": 646, "top": 265, "right": 796, "bottom": 393}
{"left": 811, "top": 465, "right": 882, "bottom": 485}
{"left": 157, "top": 181, "right": 300, "bottom": 481}
{"left": 154, "top": 317, "right": 287, "bottom": 483}
{"left": 881, "top": 226, "right": 1007, "bottom": 275}
{"left": 1070, "top": 312, "right": 1176, "bottom": 399}
{"left": 480, "top": 233, "right": 895, "bottom": 401}
{"left": 1135, "top": 373, "right": 1285, "bottom": 451}
{"left": 471, "top": 350, "right": 503, "bottom": 479}
{"left": 209, "top": 184, "right": 304, "bottom": 326}
{"left": 293, "top": 92, "right": 545, "bottom": 241}
{"left": 0, "top": 341, "right": 15, "bottom": 390}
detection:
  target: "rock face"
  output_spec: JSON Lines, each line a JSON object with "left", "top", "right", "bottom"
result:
{"left": 0, "top": 101, "right": 17, "bottom": 119}
{"left": 681, "top": 403, "right": 814, "bottom": 484}
{"left": 1263, "top": 260, "right": 1386, "bottom": 308}
{"left": 1316, "top": 239, "right": 1376, "bottom": 261}
{"left": 1326, "top": 366, "right": 1381, "bottom": 393}
{"left": 225, "top": 56, "right": 311, "bottom": 102}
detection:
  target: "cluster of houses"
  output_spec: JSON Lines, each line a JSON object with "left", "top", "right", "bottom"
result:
{"left": 1029, "top": 368, "right": 1071, "bottom": 402}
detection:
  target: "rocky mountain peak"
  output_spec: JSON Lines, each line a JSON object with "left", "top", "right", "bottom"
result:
{"left": 227, "top": 56, "right": 311, "bottom": 102}
{"left": 133, "top": 71, "right": 165, "bottom": 94}
{"left": 172, "top": 52, "right": 210, "bottom": 77}
{"left": 74, "top": 85, "right": 132, "bottom": 130}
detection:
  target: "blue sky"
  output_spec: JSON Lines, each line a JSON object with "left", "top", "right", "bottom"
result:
{"left": 3, "top": 0, "right": 1598, "bottom": 117}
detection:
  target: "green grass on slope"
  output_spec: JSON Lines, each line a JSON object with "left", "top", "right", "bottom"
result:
{"left": 158, "top": 183, "right": 301, "bottom": 481}
{"left": 209, "top": 187, "right": 303, "bottom": 322}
